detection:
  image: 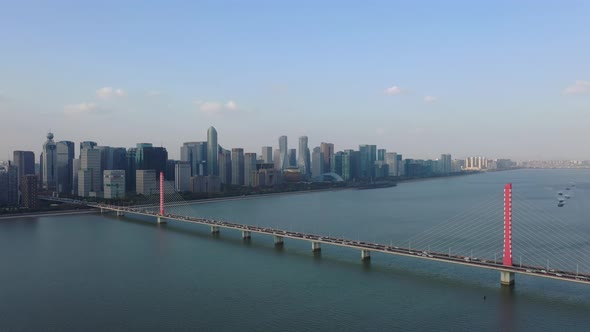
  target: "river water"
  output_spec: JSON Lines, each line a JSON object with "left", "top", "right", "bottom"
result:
{"left": 1, "top": 169, "right": 590, "bottom": 331}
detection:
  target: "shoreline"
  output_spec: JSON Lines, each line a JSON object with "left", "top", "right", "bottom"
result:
{"left": 0, "top": 209, "right": 99, "bottom": 220}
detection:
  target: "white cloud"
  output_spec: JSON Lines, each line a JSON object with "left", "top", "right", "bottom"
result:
{"left": 384, "top": 85, "right": 402, "bottom": 95}
{"left": 63, "top": 102, "right": 99, "bottom": 115}
{"left": 196, "top": 100, "right": 239, "bottom": 114}
{"left": 96, "top": 86, "right": 126, "bottom": 99}
{"left": 563, "top": 81, "right": 590, "bottom": 95}
{"left": 225, "top": 100, "right": 238, "bottom": 110}
{"left": 424, "top": 96, "right": 437, "bottom": 103}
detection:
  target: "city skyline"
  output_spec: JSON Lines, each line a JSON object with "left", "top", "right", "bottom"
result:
{"left": 1, "top": 1, "right": 589, "bottom": 160}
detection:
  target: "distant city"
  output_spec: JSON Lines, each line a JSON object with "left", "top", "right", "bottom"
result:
{"left": 0, "top": 126, "right": 588, "bottom": 210}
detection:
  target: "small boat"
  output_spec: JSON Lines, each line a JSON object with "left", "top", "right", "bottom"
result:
{"left": 558, "top": 191, "right": 563, "bottom": 196}
{"left": 558, "top": 202, "right": 565, "bottom": 207}
{"left": 566, "top": 187, "right": 570, "bottom": 190}
{"left": 565, "top": 194, "right": 571, "bottom": 199}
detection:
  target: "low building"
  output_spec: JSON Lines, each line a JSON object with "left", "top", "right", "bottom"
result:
{"left": 191, "top": 176, "right": 221, "bottom": 193}
{"left": 104, "top": 170, "right": 125, "bottom": 199}
{"left": 136, "top": 170, "right": 157, "bottom": 195}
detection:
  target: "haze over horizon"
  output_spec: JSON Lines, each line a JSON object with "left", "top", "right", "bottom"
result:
{"left": 1, "top": 1, "right": 589, "bottom": 161}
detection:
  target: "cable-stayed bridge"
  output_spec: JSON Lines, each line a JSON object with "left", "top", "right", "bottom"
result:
{"left": 42, "top": 175, "right": 590, "bottom": 287}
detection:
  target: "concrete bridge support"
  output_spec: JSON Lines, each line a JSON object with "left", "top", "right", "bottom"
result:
{"left": 501, "top": 271, "right": 515, "bottom": 286}
{"left": 116, "top": 210, "right": 125, "bottom": 217}
{"left": 242, "top": 231, "right": 251, "bottom": 239}
{"left": 312, "top": 242, "right": 321, "bottom": 252}
{"left": 361, "top": 250, "right": 371, "bottom": 261}
{"left": 211, "top": 226, "right": 220, "bottom": 234}
{"left": 274, "top": 235, "right": 284, "bottom": 246}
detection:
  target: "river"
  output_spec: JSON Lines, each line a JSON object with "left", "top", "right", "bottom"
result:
{"left": 1, "top": 169, "right": 589, "bottom": 331}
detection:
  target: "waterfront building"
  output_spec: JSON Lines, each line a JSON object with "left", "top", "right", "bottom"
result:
{"left": 13, "top": 151, "right": 35, "bottom": 197}
{"left": 56, "top": 141, "right": 75, "bottom": 194}
{"left": 191, "top": 176, "right": 221, "bottom": 193}
{"left": 135, "top": 143, "right": 168, "bottom": 178}
{"left": 42, "top": 133, "right": 58, "bottom": 191}
{"left": 385, "top": 152, "right": 398, "bottom": 177}
{"left": 77, "top": 169, "right": 91, "bottom": 197}
{"left": 103, "top": 170, "right": 125, "bottom": 199}
{"left": 125, "top": 148, "right": 137, "bottom": 193}
{"left": 21, "top": 175, "right": 38, "bottom": 209}
{"left": 396, "top": 154, "right": 404, "bottom": 176}
{"left": 244, "top": 153, "right": 257, "bottom": 186}
{"left": 311, "top": 147, "right": 324, "bottom": 179}
{"left": 297, "top": 136, "right": 311, "bottom": 177}
{"left": 374, "top": 161, "right": 389, "bottom": 179}
{"left": 231, "top": 148, "right": 245, "bottom": 185}
{"left": 79, "top": 141, "right": 97, "bottom": 157}
{"left": 279, "top": 136, "right": 288, "bottom": 171}
{"left": 441, "top": 154, "right": 452, "bottom": 174}
{"left": 175, "top": 161, "right": 191, "bottom": 192}
{"left": 181, "top": 141, "right": 208, "bottom": 176}
{"left": 80, "top": 147, "right": 101, "bottom": 194}
{"left": 136, "top": 170, "right": 157, "bottom": 195}
{"left": 359, "top": 144, "right": 377, "bottom": 179}
{"left": 273, "top": 149, "right": 281, "bottom": 170}
{"left": 321, "top": 142, "right": 334, "bottom": 173}
{"left": 207, "top": 127, "right": 219, "bottom": 176}
{"left": 261, "top": 146, "right": 273, "bottom": 163}
{"left": 72, "top": 158, "right": 81, "bottom": 195}
{"left": 218, "top": 148, "right": 232, "bottom": 184}
{"left": 0, "top": 163, "right": 18, "bottom": 206}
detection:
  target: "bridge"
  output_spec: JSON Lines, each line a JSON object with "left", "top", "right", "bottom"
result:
{"left": 42, "top": 174, "right": 590, "bottom": 287}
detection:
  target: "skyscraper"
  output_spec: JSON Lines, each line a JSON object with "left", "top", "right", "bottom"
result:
{"left": 279, "top": 136, "right": 288, "bottom": 171}
{"left": 42, "top": 133, "right": 58, "bottom": 191}
{"left": 288, "top": 148, "right": 296, "bottom": 167}
{"left": 21, "top": 175, "right": 38, "bottom": 209}
{"left": 311, "top": 147, "right": 324, "bottom": 178}
{"left": 218, "top": 148, "right": 232, "bottom": 184}
{"left": 261, "top": 146, "right": 273, "bottom": 163}
{"left": 385, "top": 152, "right": 398, "bottom": 177}
{"left": 321, "top": 142, "right": 334, "bottom": 173}
{"left": 359, "top": 144, "right": 377, "bottom": 179}
{"left": 297, "top": 136, "right": 311, "bottom": 177}
{"left": 377, "top": 149, "right": 386, "bottom": 161}
{"left": 103, "top": 170, "right": 125, "bottom": 199}
{"left": 126, "top": 148, "right": 137, "bottom": 192}
{"left": 181, "top": 141, "right": 208, "bottom": 176}
{"left": 441, "top": 154, "right": 452, "bottom": 174}
{"left": 56, "top": 141, "right": 75, "bottom": 194}
{"left": 80, "top": 147, "right": 101, "bottom": 194}
{"left": 135, "top": 143, "right": 168, "bottom": 178}
{"left": 207, "top": 127, "right": 219, "bottom": 176}
{"left": 79, "top": 141, "right": 97, "bottom": 157}
{"left": 0, "top": 163, "right": 18, "bottom": 206}
{"left": 175, "top": 162, "right": 191, "bottom": 192}
{"left": 244, "top": 153, "right": 257, "bottom": 186}
{"left": 231, "top": 148, "right": 245, "bottom": 185}
{"left": 13, "top": 150, "right": 35, "bottom": 198}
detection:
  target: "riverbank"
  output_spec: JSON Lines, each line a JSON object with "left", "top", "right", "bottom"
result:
{"left": 0, "top": 209, "right": 99, "bottom": 220}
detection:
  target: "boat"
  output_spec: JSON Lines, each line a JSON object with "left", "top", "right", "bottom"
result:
{"left": 565, "top": 194, "right": 571, "bottom": 199}
{"left": 558, "top": 191, "right": 563, "bottom": 196}
{"left": 558, "top": 202, "right": 565, "bottom": 207}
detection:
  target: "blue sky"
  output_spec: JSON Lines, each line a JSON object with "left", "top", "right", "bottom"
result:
{"left": 1, "top": 1, "right": 589, "bottom": 160}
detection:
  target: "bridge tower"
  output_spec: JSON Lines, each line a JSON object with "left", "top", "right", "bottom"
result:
{"left": 157, "top": 171, "right": 167, "bottom": 224}
{"left": 501, "top": 183, "right": 514, "bottom": 286}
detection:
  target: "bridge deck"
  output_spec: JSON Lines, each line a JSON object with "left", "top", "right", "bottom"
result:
{"left": 91, "top": 204, "right": 590, "bottom": 286}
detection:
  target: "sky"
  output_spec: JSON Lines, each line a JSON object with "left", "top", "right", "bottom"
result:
{"left": 0, "top": 0, "right": 589, "bottom": 161}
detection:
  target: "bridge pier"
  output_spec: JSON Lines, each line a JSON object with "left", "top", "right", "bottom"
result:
{"left": 242, "top": 231, "right": 251, "bottom": 239}
{"left": 500, "top": 271, "right": 515, "bottom": 286}
{"left": 116, "top": 210, "right": 125, "bottom": 217}
{"left": 157, "top": 216, "right": 166, "bottom": 224}
{"left": 311, "top": 241, "right": 321, "bottom": 252}
{"left": 361, "top": 250, "right": 371, "bottom": 261}
{"left": 274, "top": 235, "right": 284, "bottom": 246}
{"left": 211, "top": 226, "right": 220, "bottom": 234}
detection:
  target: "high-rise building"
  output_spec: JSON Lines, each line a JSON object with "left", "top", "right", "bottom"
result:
{"left": 321, "top": 143, "right": 334, "bottom": 173}
{"left": 126, "top": 148, "right": 137, "bottom": 193}
{"left": 42, "top": 133, "right": 58, "bottom": 191}
{"left": 440, "top": 154, "right": 452, "bottom": 174}
{"left": 218, "top": 148, "right": 232, "bottom": 184}
{"left": 231, "top": 148, "right": 245, "bottom": 185}
{"left": 288, "top": 148, "right": 296, "bottom": 167}
{"left": 385, "top": 152, "right": 398, "bottom": 177}
{"left": 21, "top": 175, "right": 38, "bottom": 209}
{"left": 297, "top": 136, "right": 311, "bottom": 177}
{"left": 80, "top": 148, "right": 101, "bottom": 195}
{"left": 377, "top": 149, "right": 386, "bottom": 161}
{"left": 166, "top": 159, "right": 176, "bottom": 182}
{"left": 0, "top": 163, "right": 18, "bottom": 206}
{"left": 359, "top": 144, "right": 377, "bottom": 179}
{"left": 244, "top": 153, "right": 257, "bottom": 187}
{"left": 79, "top": 141, "right": 97, "bottom": 157}
{"left": 191, "top": 176, "right": 221, "bottom": 193}
{"left": 13, "top": 150, "right": 35, "bottom": 197}
{"left": 175, "top": 161, "right": 191, "bottom": 192}
{"left": 72, "top": 158, "right": 81, "bottom": 195}
{"left": 135, "top": 143, "right": 168, "bottom": 178}
{"left": 279, "top": 136, "right": 288, "bottom": 171}
{"left": 77, "top": 169, "right": 92, "bottom": 197}
{"left": 207, "top": 127, "right": 219, "bottom": 176}
{"left": 136, "top": 170, "right": 157, "bottom": 195}
{"left": 331, "top": 151, "right": 344, "bottom": 175}
{"left": 344, "top": 149, "right": 360, "bottom": 180}
{"left": 181, "top": 141, "right": 208, "bottom": 176}
{"left": 103, "top": 170, "right": 125, "bottom": 199}
{"left": 396, "top": 154, "right": 404, "bottom": 176}
{"left": 261, "top": 146, "right": 273, "bottom": 163}
{"left": 56, "top": 141, "right": 75, "bottom": 194}
{"left": 273, "top": 149, "right": 281, "bottom": 170}
{"left": 311, "top": 147, "right": 324, "bottom": 178}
